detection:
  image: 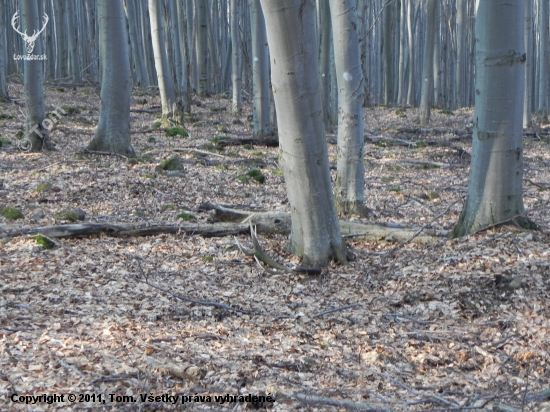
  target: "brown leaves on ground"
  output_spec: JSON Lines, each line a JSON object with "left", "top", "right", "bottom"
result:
{"left": 1, "top": 83, "right": 550, "bottom": 410}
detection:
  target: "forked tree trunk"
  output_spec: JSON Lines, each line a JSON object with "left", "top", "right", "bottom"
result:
{"left": 329, "top": 0, "right": 366, "bottom": 216}
{"left": 88, "top": 0, "right": 134, "bottom": 156}
{"left": 21, "top": 0, "right": 51, "bottom": 152}
{"left": 452, "top": 0, "right": 529, "bottom": 237}
{"left": 260, "top": 0, "right": 347, "bottom": 266}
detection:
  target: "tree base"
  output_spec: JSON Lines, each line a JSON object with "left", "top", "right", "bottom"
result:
{"left": 452, "top": 214, "right": 539, "bottom": 238}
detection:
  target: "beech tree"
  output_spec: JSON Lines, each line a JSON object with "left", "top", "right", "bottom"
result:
{"left": 452, "top": 0, "right": 531, "bottom": 237}
{"left": 249, "top": 0, "right": 272, "bottom": 138}
{"left": 0, "top": 0, "right": 9, "bottom": 102}
{"left": 419, "top": 0, "right": 437, "bottom": 125}
{"left": 260, "top": 0, "right": 347, "bottom": 266}
{"left": 329, "top": 0, "right": 366, "bottom": 216}
{"left": 148, "top": 0, "right": 183, "bottom": 126}
{"left": 18, "top": 0, "right": 51, "bottom": 151}
{"left": 88, "top": 0, "right": 134, "bottom": 156}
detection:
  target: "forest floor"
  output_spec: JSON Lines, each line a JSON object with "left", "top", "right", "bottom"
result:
{"left": 1, "top": 79, "right": 550, "bottom": 411}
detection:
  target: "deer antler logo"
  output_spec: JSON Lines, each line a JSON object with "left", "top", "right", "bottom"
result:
{"left": 11, "top": 10, "right": 49, "bottom": 55}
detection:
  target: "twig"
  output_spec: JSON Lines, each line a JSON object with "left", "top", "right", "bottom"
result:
{"left": 126, "top": 273, "right": 250, "bottom": 314}
{"left": 311, "top": 304, "right": 363, "bottom": 318}
{"left": 82, "top": 149, "right": 128, "bottom": 159}
{"left": 380, "top": 197, "right": 464, "bottom": 259}
{"left": 288, "top": 391, "right": 394, "bottom": 412}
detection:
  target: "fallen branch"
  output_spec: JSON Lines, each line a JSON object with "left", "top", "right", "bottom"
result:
{"left": 311, "top": 303, "right": 363, "bottom": 318}
{"left": 283, "top": 392, "right": 394, "bottom": 411}
{"left": 1, "top": 205, "right": 446, "bottom": 244}
{"left": 214, "top": 136, "right": 279, "bottom": 147}
{"left": 126, "top": 273, "right": 250, "bottom": 314}
{"left": 235, "top": 225, "right": 322, "bottom": 275}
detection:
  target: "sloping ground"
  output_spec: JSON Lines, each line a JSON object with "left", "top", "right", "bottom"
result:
{"left": 1, "top": 81, "right": 550, "bottom": 411}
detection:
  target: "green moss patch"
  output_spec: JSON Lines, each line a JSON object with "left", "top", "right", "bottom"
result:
{"left": 2, "top": 207, "right": 24, "bottom": 220}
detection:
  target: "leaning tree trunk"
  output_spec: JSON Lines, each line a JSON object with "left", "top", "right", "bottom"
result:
{"left": 419, "top": 0, "right": 437, "bottom": 126}
{"left": 20, "top": 0, "right": 52, "bottom": 152}
{"left": 260, "top": 0, "right": 347, "bottom": 266}
{"left": 330, "top": 0, "right": 366, "bottom": 216}
{"left": 452, "top": 0, "right": 530, "bottom": 237}
{"left": 88, "top": 0, "right": 134, "bottom": 156}
{"left": 249, "top": 0, "right": 272, "bottom": 138}
{"left": 148, "top": 0, "right": 183, "bottom": 126}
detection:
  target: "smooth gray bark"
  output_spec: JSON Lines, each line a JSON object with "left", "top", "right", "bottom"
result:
{"left": 537, "top": 0, "right": 549, "bottom": 121}
{"left": 318, "top": 0, "right": 333, "bottom": 130}
{"left": 124, "top": 0, "right": 148, "bottom": 87}
{"left": 419, "top": 0, "right": 437, "bottom": 125}
{"left": 148, "top": 0, "right": 183, "bottom": 125}
{"left": 453, "top": 0, "right": 528, "bottom": 237}
{"left": 249, "top": 0, "right": 272, "bottom": 138}
{"left": 196, "top": 0, "right": 208, "bottom": 96}
{"left": 0, "top": 1, "right": 8, "bottom": 101}
{"left": 231, "top": 0, "right": 242, "bottom": 114}
{"left": 329, "top": 0, "right": 366, "bottom": 216}
{"left": 20, "top": 0, "right": 51, "bottom": 151}
{"left": 260, "top": 0, "right": 347, "bottom": 266}
{"left": 523, "top": 0, "right": 533, "bottom": 127}
{"left": 88, "top": 0, "right": 134, "bottom": 156}
{"left": 65, "top": 0, "right": 80, "bottom": 83}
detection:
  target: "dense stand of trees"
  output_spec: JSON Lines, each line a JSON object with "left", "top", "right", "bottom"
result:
{"left": 0, "top": 0, "right": 545, "bottom": 264}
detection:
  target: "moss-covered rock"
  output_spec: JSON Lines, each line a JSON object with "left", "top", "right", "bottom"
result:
{"left": 165, "top": 127, "right": 188, "bottom": 137}
{"left": 246, "top": 169, "right": 266, "bottom": 184}
{"left": 34, "top": 234, "right": 56, "bottom": 249}
{"left": 157, "top": 156, "right": 184, "bottom": 172}
{"left": 54, "top": 210, "right": 81, "bottom": 222}
{"left": 2, "top": 207, "right": 24, "bottom": 220}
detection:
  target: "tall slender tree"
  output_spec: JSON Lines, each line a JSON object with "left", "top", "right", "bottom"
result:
{"left": 260, "top": 0, "right": 347, "bottom": 266}
{"left": 148, "top": 0, "right": 183, "bottom": 126}
{"left": 88, "top": 0, "right": 134, "bottom": 156}
{"left": 0, "top": 0, "right": 9, "bottom": 102}
{"left": 330, "top": 0, "right": 366, "bottom": 216}
{"left": 452, "top": 0, "right": 532, "bottom": 237}
{"left": 18, "top": 0, "right": 52, "bottom": 151}
{"left": 230, "top": 0, "right": 242, "bottom": 115}
{"left": 419, "top": 0, "right": 437, "bottom": 125}
{"left": 249, "top": 0, "right": 272, "bottom": 138}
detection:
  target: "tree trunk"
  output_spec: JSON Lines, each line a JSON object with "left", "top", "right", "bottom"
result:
{"left": 88, "top": 0, "right": 134, "bottom": 156}
{"left": 124, "top": 0, "right": 149, "bottom": 87}
{"left": 419, "top": 0, "right": 437, "bottom": 126}
{"left": 20, "top": 0, "right": 51, "bottom": 152}
{"left": 260, "top": 0, "right": 347, "bottom": 266}
{"left": 537, "top": 0, "right": 549, "bottom": 122}
{"left": 231, "top": 0, "right": 242, "bottom": 114}
{"left": 196, "top": 0, "right": 208, "bottom": 96}
{"left": 523, "top": 0, "right": 533, "bottom": 127}
{"left": 330, "top": 0, "right": 366, "bottom": 216}
{"left": 65, "top": 0, "right": 81, "bottom": 83}
{"left": 0, "top": 0, "right": 9, "bottom": 101}
{"left": 249, "top": 0, "right": 272, "bottom": 138}
{"left": 452, "top": 0, "right": 529, "bottom": 237}
{"left": 148, "top": 0, "right": 183, "bottom": 126}
{"left": 318, "top": 0, "right": 333, "bottom": 130}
